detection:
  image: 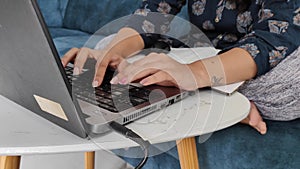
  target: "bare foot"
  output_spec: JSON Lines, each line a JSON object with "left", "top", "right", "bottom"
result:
{"left": 241, "top": 101, "right": 267, "bottom": 135}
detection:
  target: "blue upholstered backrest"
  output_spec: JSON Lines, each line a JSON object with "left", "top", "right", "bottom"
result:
{"left": 62, "top": 0, "right": 141, "bottom": 33}
{"left": 37, "top": 0, "right": 189, "bottom": 34}
{"left": 37, "top": 0, "right": 69, "bottom": 27}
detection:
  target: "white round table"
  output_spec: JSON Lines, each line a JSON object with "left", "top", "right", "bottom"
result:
{"left": 0, "top": 90, "right": 250, "bottom": 169}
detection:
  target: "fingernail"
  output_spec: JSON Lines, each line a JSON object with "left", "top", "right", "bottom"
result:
{"left": 73, "top": 67, "right": 80, "bottom": 75}
{"left": 92, "top": 80, "right": 99, "bottom": 87}
{"left": 61, "top": 60, "right": 65, "bottom": 66}
{"left": 119, "top": 77, "right": 128, "bottom": 84}
{"left": 110, "top": 76, "right": 118, "bottom": 84}
{"left": 140, "top": 79, "right": 147, "bottom": 85}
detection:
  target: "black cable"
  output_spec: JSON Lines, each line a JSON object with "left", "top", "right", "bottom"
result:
{"left": 109, "top": 121, "right": 151, "bottom": 169}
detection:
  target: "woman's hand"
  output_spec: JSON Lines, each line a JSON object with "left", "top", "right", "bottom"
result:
{"left": 61, "top": 28, "right": 145, "bottom": 87}
{"left": 61, "top": 47, "right": 124, "bottom": 87}
{"left": 111, "top": 52, "right": 207, "bottom": 91}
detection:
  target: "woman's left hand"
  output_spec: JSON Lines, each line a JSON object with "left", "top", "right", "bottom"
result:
{"left": 110, "top": 52, "right": 202, "bottom": 91}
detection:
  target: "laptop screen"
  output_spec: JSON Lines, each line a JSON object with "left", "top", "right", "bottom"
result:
{"left": 0, "top": 0, "right": 88, "bottom": 137}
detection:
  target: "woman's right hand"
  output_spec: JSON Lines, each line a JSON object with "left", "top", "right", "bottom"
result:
{"left": 61, "top": 47, "right": 124, "bottom": 87}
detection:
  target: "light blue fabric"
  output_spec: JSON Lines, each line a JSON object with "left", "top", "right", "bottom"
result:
{"left": 37, "top": 0, "right": 69, "bottom": 27}
{"left": 53, "top": 36, "right": 90, "bottom": 56}
{"left": 195, "top": 120, "right": 300, "bottom": 169}
{"left": 121, "top": 119, "right": 300, "bottom": 169}
{"left": 52, "top": 35, "right": 105, "bottom": 57}
{"left": 63, "top": 0, "right": 141, "bottom": 33}
{"left": 48, "top": 28, "right": 90, "bottom": 38}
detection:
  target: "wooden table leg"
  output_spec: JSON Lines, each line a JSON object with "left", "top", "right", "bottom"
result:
{"left": 0, "top": 156, "right": 21, "bottom": 169}
{"left": 85, "top": 152, "right": 95, "bottom": 169}
{"left": 176, "top": 137, "right": 200, "bottom": 169}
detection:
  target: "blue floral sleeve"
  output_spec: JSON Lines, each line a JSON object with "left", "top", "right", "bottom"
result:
{"left": 126, "top": 0, "right": 186, "bottom": 48}
{"left": 127, "top": 0, "right": 300, "bottom": 76}
{"left": 227, "top": 0, "right": 300, "bottom": 76}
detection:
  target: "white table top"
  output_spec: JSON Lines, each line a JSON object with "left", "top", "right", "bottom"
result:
{"left": 0, "top": 90, "right": 250, "bottom": 156}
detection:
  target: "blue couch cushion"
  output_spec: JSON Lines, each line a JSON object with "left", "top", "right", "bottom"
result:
{"left": 197, "top": 119, "right": 300, "bottom": 169}
{"left": 121, "top": 119, "right": 300, "bottom": 169}
{"left": 53, "top": 35, "right": 105, "bottom": 57}
{"left": 62, "top": 0, "right": 140, "bottom": 34}
{"left": 49, "top": 27, "right": 90, "bottom": 38}
{"left": 53, "top": 36, "right": 91, "bottom": 57}
{"left": 37, "top": 0, "right": 69, "bottom": 27}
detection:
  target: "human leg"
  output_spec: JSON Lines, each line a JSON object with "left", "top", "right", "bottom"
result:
{"left": 240, "top": 101, "right": 267, "bottom": 134}
{"left": 239, "top": 47, "right": 300, "bottom": 132}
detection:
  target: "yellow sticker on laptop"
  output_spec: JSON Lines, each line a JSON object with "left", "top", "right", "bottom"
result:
{"left": 34, "top": 95, "right": 69, "bottom": 121}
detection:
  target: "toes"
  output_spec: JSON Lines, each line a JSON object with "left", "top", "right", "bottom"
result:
{"left": 251, "top": 121, "right": 267, "bottom": 135}
{"left": 258, "top": 121, "right": 267, "bottom": 135}
{"left": 240, "top": 101, "right": 268, "bottom": 135}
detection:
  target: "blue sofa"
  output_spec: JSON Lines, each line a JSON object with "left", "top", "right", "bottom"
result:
{"left": 37, "top": 0, "right": 300, "bottom": 169}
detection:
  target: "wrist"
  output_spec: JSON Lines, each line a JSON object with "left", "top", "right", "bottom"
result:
{"left": 106, "top": 27, "right": 144, "bottom": 59}
{"left": 188, "top": 61, "right": 210, "bottom": 88}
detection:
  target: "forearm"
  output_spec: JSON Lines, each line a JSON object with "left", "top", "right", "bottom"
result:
{"left": 105, "top": 27, "right": 145, "bottom": 58}
{"left": 189, "top": 48, "right": 257, "bottom": 88}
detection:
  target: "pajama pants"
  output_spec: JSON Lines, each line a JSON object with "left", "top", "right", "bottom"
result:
{"left": 238, "top": 47, "right": 300, "bottom": 121}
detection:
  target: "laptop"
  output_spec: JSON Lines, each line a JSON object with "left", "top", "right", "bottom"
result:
{"left": 0, "top": 0, "right": 189, "bottom": 138}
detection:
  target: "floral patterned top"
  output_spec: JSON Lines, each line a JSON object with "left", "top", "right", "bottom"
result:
{"left": 127, "top": 0, "right": 300, "bottom": 76}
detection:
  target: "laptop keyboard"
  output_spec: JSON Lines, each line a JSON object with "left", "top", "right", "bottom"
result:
{"left": 65, "top": 66, "right": 161, "bottom": 113}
